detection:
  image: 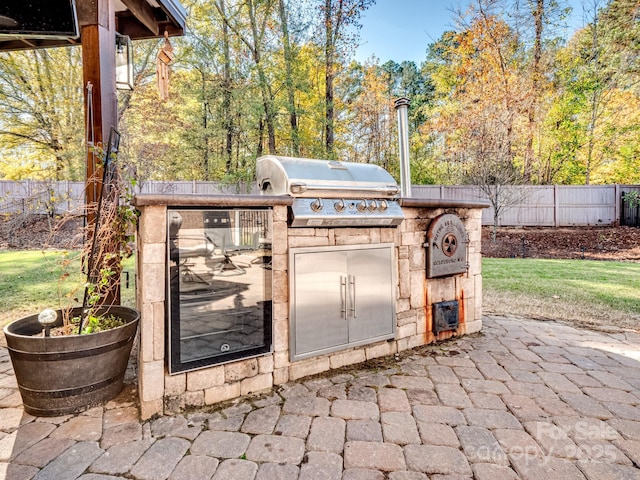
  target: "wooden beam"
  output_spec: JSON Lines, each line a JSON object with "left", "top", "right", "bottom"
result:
{"left": 81, "top": 0, "right": 117, "bottom": 211}
{"left": 120, "top": 0, "right": 160, "bottom": 36}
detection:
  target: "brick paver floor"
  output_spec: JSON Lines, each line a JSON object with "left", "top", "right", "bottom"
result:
{"left": 1, "top": 315, "right": 640, "bottom": 479}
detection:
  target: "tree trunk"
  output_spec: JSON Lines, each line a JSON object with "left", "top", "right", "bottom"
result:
{"left": 324, "top": 0, "right": 335, "bottom": 155}
{"left": 220, "top": 0, "right": 233, "bottom": 173}
{"left": 201, "top": 70, "right": 210, "bottom": 180}
{"left": 525, "top": 0, "right": 544, "bottom": 183}
{"left": 246, "top": 0, "right": 277, "bottom": 154}
{"left": 278, "top": 0, "right": 300, "bottom": 156}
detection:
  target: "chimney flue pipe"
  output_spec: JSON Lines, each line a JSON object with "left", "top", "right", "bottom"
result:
{"left": 394, "top": 97, "right": 411, "bottom": 198}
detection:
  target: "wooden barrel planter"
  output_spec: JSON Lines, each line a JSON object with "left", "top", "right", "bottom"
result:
{"left": 3, "top": 306, "right": 139, "bottom": 417}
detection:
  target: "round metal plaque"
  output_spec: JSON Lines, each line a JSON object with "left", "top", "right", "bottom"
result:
{"left": 425, "top": 213, "right": 468, "bottom": 278}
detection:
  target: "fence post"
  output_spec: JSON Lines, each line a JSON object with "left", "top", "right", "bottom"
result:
{"left": 554, "top": 185, "right": 560, "bottom": 227}
{"left": 614, "top": 184, "right": 620, "bottom": 226}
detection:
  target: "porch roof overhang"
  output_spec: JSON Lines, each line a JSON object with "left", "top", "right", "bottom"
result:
{"left": 0, "top": 0, "right": 186, "bottom": 51}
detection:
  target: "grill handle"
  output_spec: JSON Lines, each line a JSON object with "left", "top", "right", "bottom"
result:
{"left": 289, "top": 184, "right": 400, "bottom": 197}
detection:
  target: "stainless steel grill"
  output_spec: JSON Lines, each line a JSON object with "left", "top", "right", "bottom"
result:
{"left": 256, "top": 155, "right": 404, "bottom": 227}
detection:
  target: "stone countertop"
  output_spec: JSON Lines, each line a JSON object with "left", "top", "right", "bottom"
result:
{"left": 133, "top": 194, "right": 488, "bottom": 210}
{"left": 133, "top": 194, "right": 293, "bottom": 207}
{"left": 399, "top": 198, "right": 490, "bottom": 209}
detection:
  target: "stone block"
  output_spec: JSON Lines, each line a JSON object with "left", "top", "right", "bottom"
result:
{"left": 204, "top": 382, "right": 241, "bottom": 405}
{"left": 397, "top": 334, "right": 426, "bottom": 352}
{"left": 474, "top": 300, "right": 483, "bottom": 322}
{"left": 289, "top": 235, "right": 330, "bottom": 248}
{"left": 187, "top": 366, "right": 225, "bottom": 391}
{"left": 474, "top": 273, "right": 483, "bottom": 303}
{"left": 139, "top": 206, "right": 166, "bottom": 243}
{"left": 468, "top": 224, "right": 482, "bottom": 242}
{"left": 272, "top": 270, "right": 288, "bottom": 304}
{"left": 292, "top": 227, "right": 323, "bottom": 237}
{"left": 183, "top": 390, "right": 205, "bottom": 408}
{"left": 465, "top": 318, "right": 482, "bottom": 334}
{"left": 369, "top": 228, "right": 381, "bottom": 244}
{"left": 272, "top": 221, "right": 288, "bottom": 255}
{"left": 139, "top": 360, "right": 164, "bottom": 402}
{"left": 140, "top": 303, "right": 155, "bottom": 363}
{"left": 289, "top": 356, "right": 330, "bottom": 381}
{"left": 271, "top": 253, "right": 287, "bottom": 274}
{"left": 274, "top": 351, "right": 290, "bottom": 369}
{"left": 397, "top": 310, "right": 416, "bottom": 327}
{"left": 398, "top": 258, "right": 411, "bottom": 298}
{"left": 335, "top": 234, "right": 372, "bottom": 245}
{"left": 344, "top": 441, "right": 406, "bottom": 471}
{"left": 426, "top": 276, "right": 456, "bottom": 304}
{"left": 241, "top": 373, "right": 273, "bottom": 396}
{"left": 458, "top": 274, "right": 475, "bottom": 297}
{"left": 402, "top": 207, "right": 419, "bottom": 219}
{"left": 164, "top": 373, "right": 186, "bottom": 395}
{"left": 273, "top": 367, "right": 289, "bottom": 385}
{"left": 140, "top": 242, "right": 165, "bottom": 266}
{"left": 380, "top": 228, "right": 398, "bottom": 244}
{"left": 330, "top": 349, "right": 366, "bottom": 369}
{"left": 468, "top": 252, "right": 482, "bottom": 274}
{"left": 409, "top": 245, "right": 425, "bottom": 270}
{"left": 258, "top": 355, "right": 274, "bottom": 374}
{"left": 410, "top": 271, "right": 426, "bottom": 308}
{"left": 396, "top": 298, "right": 410, "bottom": 313}
{"left": 365, "top": 341, "right": 397, "bottom": 360}
{"left": 397, "top": 323, "right": 417, "bottom": 340}
{"left": 401, "top": 231, "right": 423, "bottom": 247}
{"left": 415, "top": 310, "right": 427, "bottom": 334}
{"left": 225, "top": 359, "right": 258, "bottom": 382}
{"left": 273, "top": 315, "right": 289, "bottom": 352}
{"left": 273, "top": 205, "right": 288, "bottom": 222}
{"left": 404, "top": 444, "right": 472, "bottom": 476}
{"left": 153, "top": 302, "right": 165, "bottom": 361}
{"left": 141, "top": 263, "right": 165, "bottom": 303}
{"left": 140, "top": 398, "right": 163, "bottom": 420}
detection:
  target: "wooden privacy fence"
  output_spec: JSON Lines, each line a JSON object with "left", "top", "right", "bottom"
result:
{"left": 413, "top": 184, "right": 640, "bottom": 227}
{"left": 2, "top": 180, "right": 639, "bottom": 227}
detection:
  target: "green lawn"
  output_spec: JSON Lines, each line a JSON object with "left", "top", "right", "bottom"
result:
{"left": 0, "top": 250, "right": 136, "bottom": 327}
{"left": 1, "top": 251, "right": 638, "bottom": 331}
{"left": 483, "top": 257, "right": 640, "bottom": 329}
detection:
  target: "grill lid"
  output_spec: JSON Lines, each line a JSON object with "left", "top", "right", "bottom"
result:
{"left": 256, "top": 155, "right": 400, "bottom": 198}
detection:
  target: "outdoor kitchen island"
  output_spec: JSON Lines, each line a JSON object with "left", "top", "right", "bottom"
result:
{"left": 134, "top": 173, "right": 488, "bottom": 419}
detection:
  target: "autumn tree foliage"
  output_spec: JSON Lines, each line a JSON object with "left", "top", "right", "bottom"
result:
{"left": 0, "top": 0, "right": 637, "bottom": 188}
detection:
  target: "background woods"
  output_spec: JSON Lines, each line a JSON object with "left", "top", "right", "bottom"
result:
{"left": 0, "top": 0, "right": 638, "bottom": 188}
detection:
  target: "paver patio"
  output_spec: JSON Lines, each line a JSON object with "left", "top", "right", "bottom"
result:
{"left": 1, "top": 315, "right": 640, "bottom": 479}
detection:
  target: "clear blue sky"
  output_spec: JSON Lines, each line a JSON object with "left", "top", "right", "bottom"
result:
{"left": 355, "top": 0, "right": 587, "bottom": 65}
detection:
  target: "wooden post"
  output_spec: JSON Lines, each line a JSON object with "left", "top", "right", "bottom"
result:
{"left": 78, "top": 0, "right": 117, "bottom": 216}
{"left": 78, "top": 0, "right": 120, "bottom": 304}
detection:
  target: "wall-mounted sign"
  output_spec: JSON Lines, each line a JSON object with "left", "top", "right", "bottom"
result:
{"left": 425, "top": 213, "right": 469, "bottom": 278}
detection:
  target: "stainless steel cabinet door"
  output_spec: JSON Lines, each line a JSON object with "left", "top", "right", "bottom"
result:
{"left": 347, "top": 247, "right": 394, "bottom": 343}
{"left": 292, "top": 250, "right": 349, "bottom": 356}
{"left": 290, "top": 244, "right": 396, "bottom": 361}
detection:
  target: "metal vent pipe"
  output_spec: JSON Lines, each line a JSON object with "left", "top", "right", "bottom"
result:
{"left": 394, "top": 97, "right": 411, "bottom": 198}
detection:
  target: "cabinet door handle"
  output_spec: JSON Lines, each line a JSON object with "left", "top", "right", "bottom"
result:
{"left": 349, "top": 275, "right": 357, "bottom": 318}
{"left": 341, "top": 276, "right": 347, "bottom": 319}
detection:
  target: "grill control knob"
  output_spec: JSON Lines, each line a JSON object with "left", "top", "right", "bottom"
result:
{"left": 356, "top": 200, "right": 367, "bottom": 212}
{"left": 310, "top": 198, "right": 324, "bottom": 212}
{"left": 368, "top": 200, "right": 378, "bottom": 211}
{"left": 379, "top": 200, "right": 388, "bottom": 212}
{"left": 334, "top": 199, "right": 346, "bottom": 212}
